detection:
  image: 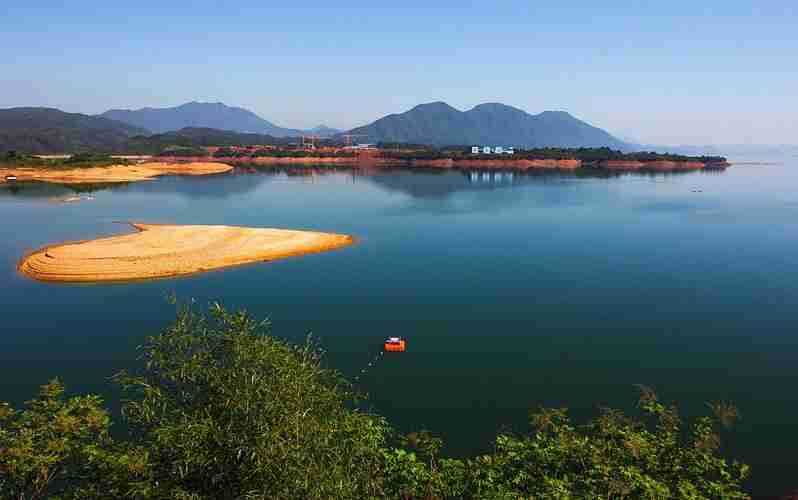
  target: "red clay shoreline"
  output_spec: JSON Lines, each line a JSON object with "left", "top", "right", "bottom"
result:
{"left": 158, "top": 156, "right": 729, "bottom": 171}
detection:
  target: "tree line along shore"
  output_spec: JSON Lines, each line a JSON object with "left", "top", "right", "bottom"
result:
{"left": 1, "top": 145, "right": 729, "bottom": 181}
{"left": 205, "top": 145, "right": 729, "bottom": 170}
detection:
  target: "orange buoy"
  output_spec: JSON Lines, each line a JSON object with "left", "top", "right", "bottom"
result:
{"left": 384, "top": 337, "right": 406, "bottom": 352}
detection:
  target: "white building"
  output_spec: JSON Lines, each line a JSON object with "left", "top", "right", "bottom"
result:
{"left": 472, "top": 146, "right": 515, "bottom": 155}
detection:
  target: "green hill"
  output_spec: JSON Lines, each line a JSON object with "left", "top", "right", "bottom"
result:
{"left": 0, "top": 107, "right": 148, "bottom": 154}
{"left": 100, "top": 101, "right": 308, "bottom": 137}
{"left": 348, "top": 102, "right": 629, "bottom": 149}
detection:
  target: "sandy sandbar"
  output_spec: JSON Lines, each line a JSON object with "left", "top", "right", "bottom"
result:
{"left": 18, "top": 223, "right": 355, "bottom": 283}
{"left": 0, "top": 162, "right": 232, "bottom": 185}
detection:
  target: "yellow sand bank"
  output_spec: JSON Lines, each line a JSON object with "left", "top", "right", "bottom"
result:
{"left": 18, "top": 224, "right": 355, "bottom": 283}
{"left": 0, "top": 162, "right": 232, "bottom": 184}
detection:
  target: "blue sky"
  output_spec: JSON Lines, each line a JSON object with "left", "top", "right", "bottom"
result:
{"left": 2, "top": 1, "right": 796, "bottom": 145}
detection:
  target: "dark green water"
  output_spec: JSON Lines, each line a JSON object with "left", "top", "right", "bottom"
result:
{"left": 1, "top": 161, "right": 796, "bottom": 494}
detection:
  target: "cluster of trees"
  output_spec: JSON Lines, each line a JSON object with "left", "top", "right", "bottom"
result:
{"left": 0, "top": 305, "right": 750, "bottom": 499}
{"left": 156, "top": 147, "right": 210, "bottom": 158}
{"left": 380, "top": 149, "right": 453, "bottom": 160}
{"left": 375, "top": 146, "right": 727, "bottom": 164}
{"left": 212, "top": 148, "right": 357, "bottom": 159}
{"left": 1, "top": 151, "right": 35, "bottom": 164}
{"left": 1, "top": 151, "right": 127, "bottom": 169}
{"left": 507, "top": 147, "right": 726, "bottom": 163}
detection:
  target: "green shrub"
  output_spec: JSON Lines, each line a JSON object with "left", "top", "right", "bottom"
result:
{"left": 0, "top": 306, "right": 751, "bottom": 499}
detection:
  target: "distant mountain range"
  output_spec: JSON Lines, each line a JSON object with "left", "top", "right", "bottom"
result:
{"left": 348, "top": 102, "right": 629, "bottom": 149}
{"left": 100, "top": 102, "right": 339, "bottom": 138}
{"left": 1, "top": 101, "right": 636, "bottom": 154}
{"left": 0, "top": 107, "right": 148, "bottom": 154}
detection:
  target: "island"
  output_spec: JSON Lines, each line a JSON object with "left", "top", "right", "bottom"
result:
{"left": 1, "top": 160, "right": 232, "bottom": 185}
{"left": 18, "top": 223, "right": 355, "bottom": 283}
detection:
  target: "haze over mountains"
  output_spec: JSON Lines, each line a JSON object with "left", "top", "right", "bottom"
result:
{"left": 1, "top": 100, "right": 636, "bottom": 154}
{"left": 100, "top": 102, "right": 340, "bottom": 138}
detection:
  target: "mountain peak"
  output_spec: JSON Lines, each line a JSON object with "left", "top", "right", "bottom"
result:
{"left": 470, "top": 102, "right": 520, "bottom": 112}
{"left": 410, "top": 102, "right": 459, "bottom": 113}
{"left": 99, "top": 102, "right": 306, "bottom": 136}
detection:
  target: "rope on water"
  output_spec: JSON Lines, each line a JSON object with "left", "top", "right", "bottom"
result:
{"left": 354, "top": 350, "right": 384, "bottom": 382}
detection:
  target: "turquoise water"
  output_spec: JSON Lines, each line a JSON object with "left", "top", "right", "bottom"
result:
{"left": 1, "top": 161, "right": 796, "bottom": 494}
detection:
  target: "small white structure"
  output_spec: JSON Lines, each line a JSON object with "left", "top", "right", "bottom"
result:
{"left": 472, "top": 146, "right": 515, "bottom": 155}
{"left": 344, "top": 144, "right": 377, "bottom": 151}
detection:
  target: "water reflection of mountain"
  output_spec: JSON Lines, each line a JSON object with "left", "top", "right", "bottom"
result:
{"left": 0, "top": 181, "right": 122, "bottom": 200}
{"left": 131, "top": 166, "right": 362, "bottom": 199}
{"left": 0, "top": 171, "right": 272, "bottom": 201}
{"left": 0, "top": 165, "right": 724, "bottom": 202}
{"left": 122, "top": 172, "right": 271, "bottom": 199}
{"left": 363, "top": 170, "right": 530, "bottom": 199}
{"left": 363, "top": 167, "right": 719, "bottom": 199}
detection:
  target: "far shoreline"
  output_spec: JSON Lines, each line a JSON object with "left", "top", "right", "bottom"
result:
{"left": 159, "top": 155, "right": 731, "bottom": 172}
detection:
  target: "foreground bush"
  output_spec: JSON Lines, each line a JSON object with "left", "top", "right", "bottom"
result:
{"left": 460, "top": 397, "right": 749, "bottom": 498}
{"left": 80, "top": 304, "right": 390, "bottom": 499}
{"left": 0, "top": 305, "right": 751, "bottom": 499}
{"left": 0, "top": 380, "right": 110, "bottom": 500}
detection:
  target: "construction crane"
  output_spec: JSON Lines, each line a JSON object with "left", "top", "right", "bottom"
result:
{"left": 341, "top": 134, "right": 368, "bottom": 147}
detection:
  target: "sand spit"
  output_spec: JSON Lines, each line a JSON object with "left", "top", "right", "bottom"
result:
{"left": 0, "top": 162, "right": 232, "bottom": 185}
{"left": 18, "top": 224, "right": 355, "bottom": 283}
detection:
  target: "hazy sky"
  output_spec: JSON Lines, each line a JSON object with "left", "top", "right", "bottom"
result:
{"left": 2, "top": 1, "right": 796, "bottom": 145}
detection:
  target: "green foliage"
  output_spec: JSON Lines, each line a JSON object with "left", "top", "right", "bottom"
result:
{"left": 213, "top": 148, "right": 356, "bottom": 158}
{"left": 212, "top": 147, "right": 250, "bottom": 158}
{"left": 90, "top": 304, "right": 390, "bottom": 499}
{"left": 156, "top": 147, "right": 209, "bottom": 157}
{"left": 0, "top": 307, "right": 751, "bottom": 499}
{"left": 0, "top": 379, "right": 110, "bottom": 500}
{"left": 377, "top": 145, "right": 726, "bottom": 164}
{"left": 0, "top": 152, "right": 128, "bottom": 169}
{"left": 457, "top": 387, "right": 749, "bottom": 499}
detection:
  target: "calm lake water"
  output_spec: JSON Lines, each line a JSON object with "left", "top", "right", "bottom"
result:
{"left": 1, "top": 159, "right": 796, "bottom": 494}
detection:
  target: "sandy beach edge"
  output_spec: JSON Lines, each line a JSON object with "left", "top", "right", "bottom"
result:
{"left": 1, "top": 162, "right": 233, "bottom": 185}
{"left": 17, "top": 223, "right": 357, "bottom": 284}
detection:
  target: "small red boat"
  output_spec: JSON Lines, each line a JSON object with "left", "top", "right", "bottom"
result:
{"left": 384, "top": 337, "right": 406, "bottom": 352}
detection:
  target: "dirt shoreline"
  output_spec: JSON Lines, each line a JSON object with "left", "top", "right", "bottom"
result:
{"left": 18, "top": 223, "right": 355, "bottom": 283}
{"left": 159, "top": 156, "right": 729, "bottom": 171}
{"left": 0, "top": 162, "right": 232, "bottom": 185}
